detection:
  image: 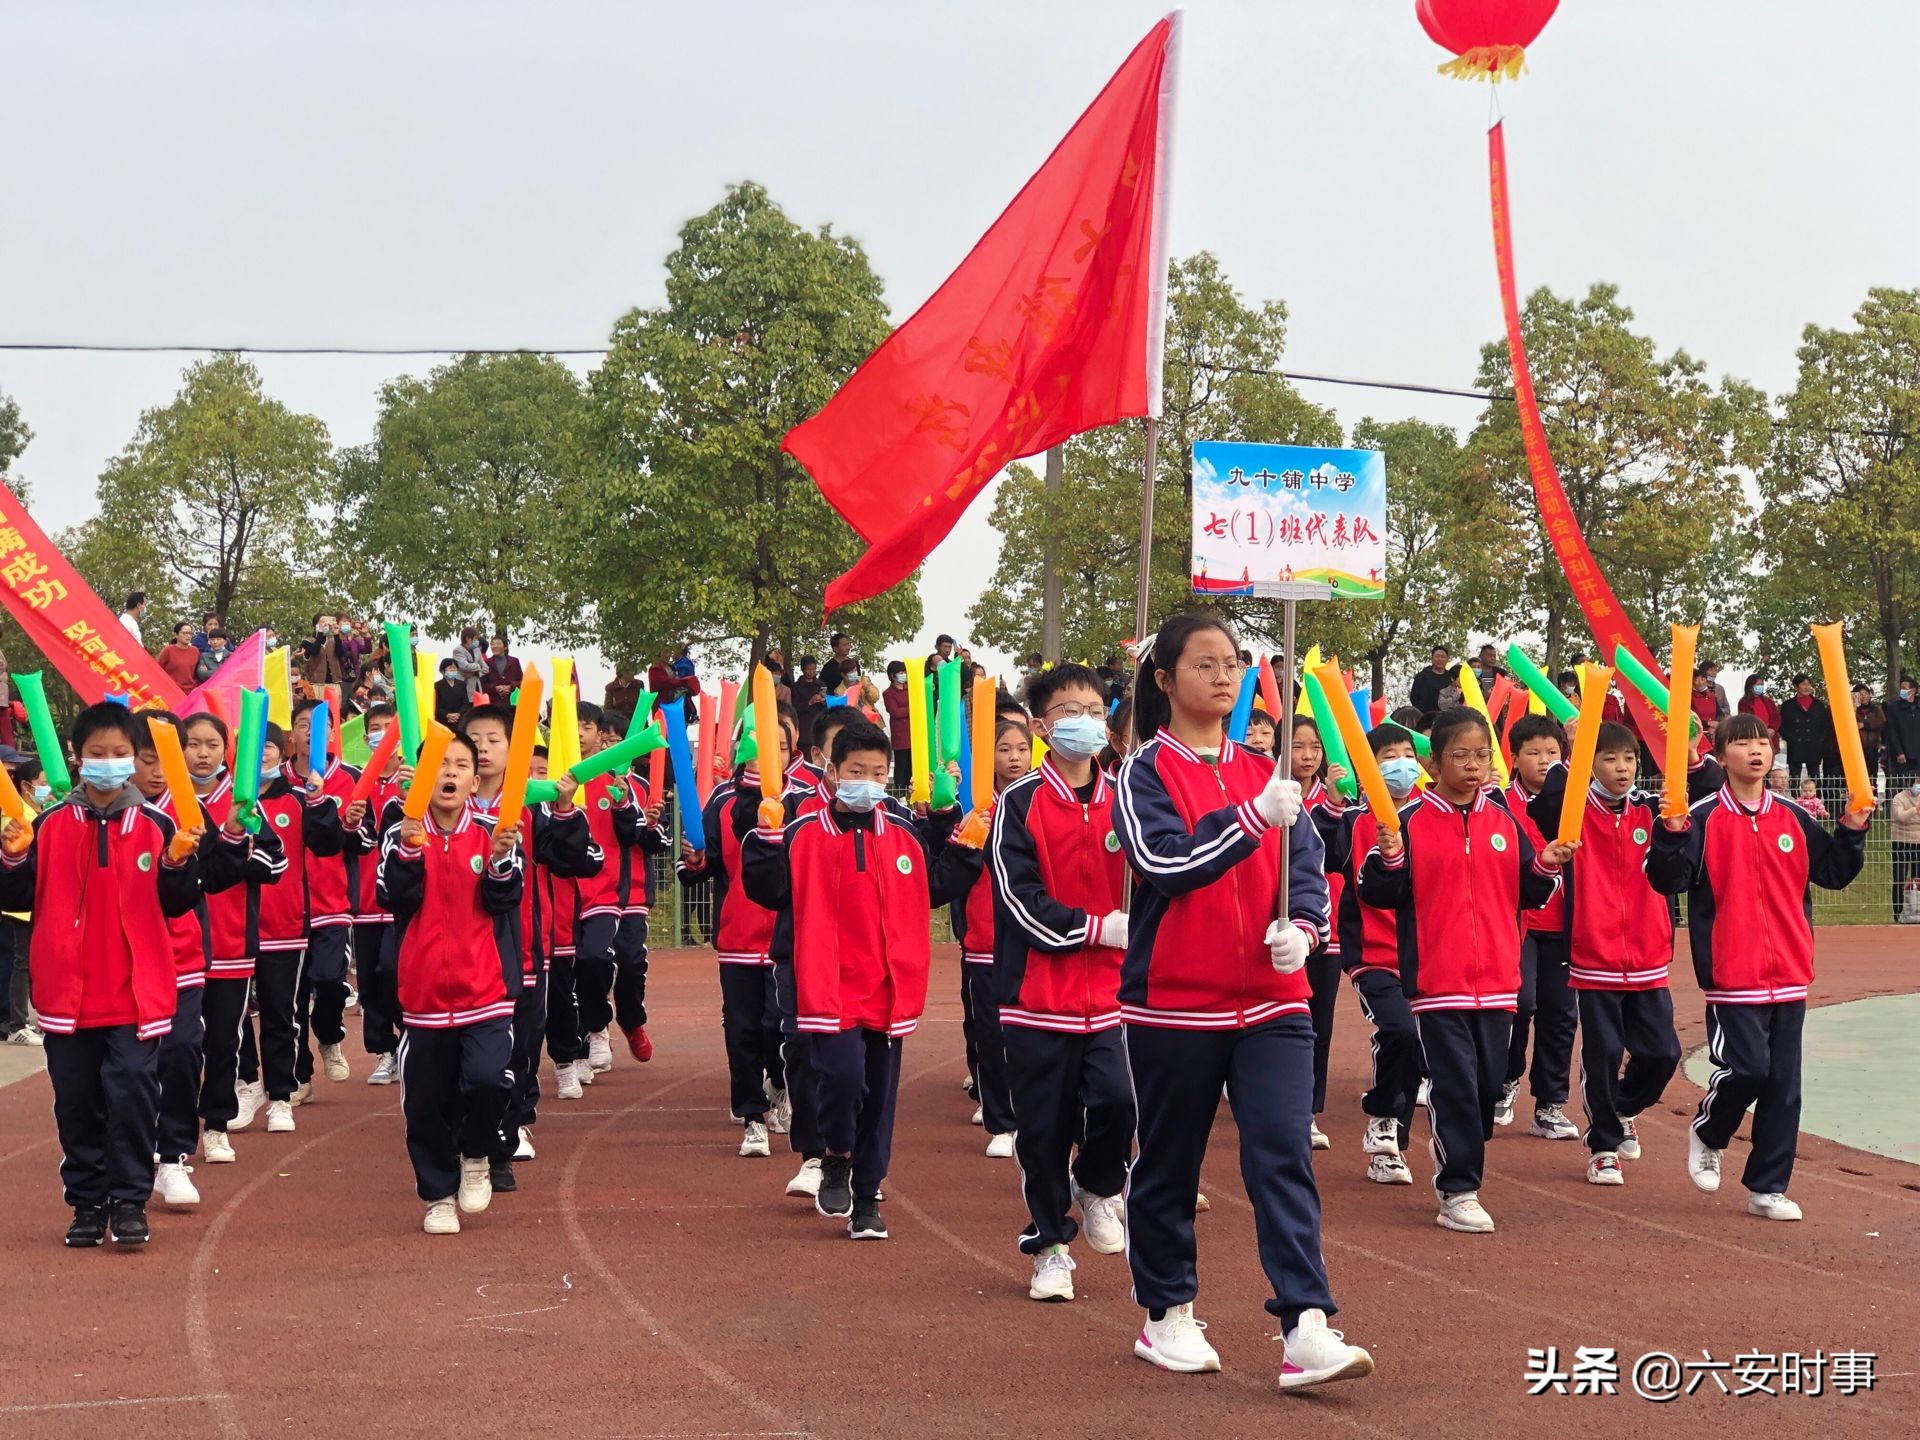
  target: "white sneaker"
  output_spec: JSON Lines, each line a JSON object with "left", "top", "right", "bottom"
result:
{"left": 740, "top": 1121, "right": 772, "bottom": 1158}
{"left": 1493, "top": 1079, "right": 1520, "bottom": 1126}
{"left": 1528, "top": 1104, "right": 1579, "bottom": 1140}
{"left": 1367, "top": 1154, "right": 1413, "bottom": 1186}
{"left": 1416, "top": 1077, "right": 1431, "bottom": 1108}
{"left": 230, "top": 1079, "right": 265, "bottom": 1131}
{"left": 1361, "top": 1116, "right": 1399, "bottom": 1155}
{"left": 457, "top": 1156, "right": 492, "bottom": 1214}
{"left": 985, "top": 1132, "right": 1015, "bottom": 1159}
{"left": 424, "top": 1198, "right": 460, "bottom": 1235}
{"left": 6, "top": 1025, "right": 44, "bottom": 1046}
{"left": 785, "top": 1156, "right": 823, "bottom": 1198}
{"left": 155, "top": 1161, "right": 200, "bottom": 1205}
{"left": 575, "top": 1055, "right": 596, "bottom": 1086}
{"left": 1279, "top": 1308, "right": 1374, "bottom": 1390}
{"left": 1687, "top": 1128, "right": 1722, "bottom": 1194}
{"left": 367, "top": 1052, "right": 398, "bottom": 1085}
{"left": 969, "top": 1105, "right": 984, "bottom": 1127}
{"left": 1074, "top": 1184, "right": 1126, "bottom": 1254}
{"left": 265, "top": 1100, "right": 295, "bottom": 1133}
{"left": 1134, "top": 1303, "right": 1221, "bottom": 1373}
{"left": 321, "top": 1042, "right": 349, "bottom": 1082}
{"left": 202, "top": 1130, "right": 236, "bottom": 1164}
{"left": 514, "top": 1127, "right": 536, "bottom": 1161}
{"left": 1436, "top": 1191, "right": 1495, "bottom": 1233}
{"left": 556, "top": 1061, "right": 584, "bottom": 1100}
{"left": 1617, "top": 1117, "right": 1641, "bottom": 1161}
{"left": 1587, "top": 1152, "right": 1625, "bottom": 1186}
{"left": 1309, "top": 1121, "right": 1331, "bottom": 1150}
{"left": 1747, "top": 1191, "right": 1802, "bottom": 1222}
{"left": 1029, "top": 1246, "right": 1076, "bottom": 1302}
{"left": 766, "top": 1087, "right": 792, "bottom": 1135}
{"left": 290, "top": 1080, "right": 313, "bottom": 1106}
{"left": 588, "top": 1030, "right": 614, "bottom": 1073}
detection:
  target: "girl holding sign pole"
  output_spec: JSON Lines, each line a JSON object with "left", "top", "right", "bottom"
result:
{"left": 1114, "top": 614, "right": 1373, "bottom": 1392}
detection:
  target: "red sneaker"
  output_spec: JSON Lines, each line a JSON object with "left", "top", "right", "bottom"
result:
{"left": 624, "top": 1025, "right": 653, "bottom": 1062}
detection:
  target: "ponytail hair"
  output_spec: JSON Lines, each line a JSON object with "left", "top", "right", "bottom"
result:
{"left": 1131, "top": 612, "right": 1236, "bottom": 746}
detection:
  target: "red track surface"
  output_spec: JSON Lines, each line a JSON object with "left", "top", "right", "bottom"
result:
{"left": 2, "top": 932, "right": 1915, "bottom": 1439}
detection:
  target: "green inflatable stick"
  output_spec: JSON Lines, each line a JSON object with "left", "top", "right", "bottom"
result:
{"left": 233, "top": 687, "right": 269, "bottom": 832}
{"left": 12, "top": 670, "right": 71, "bottom": 796}
{"left": 735, "top": 703, "right": 759, "bottom": 765}
{"left": 1407, "top": 727, "right": 1432, "bottom": 759}
{"left": 1302, "top": 671, "right": 1357, "bottom": 801}
{"left": 1504, "top": 643, "right": 1579, "bottom": 724}
{"left": 1611, "top": 644, "right": 1698, "bottom": 739}
{"left": 340, "top": 712, "right": 370, "bottom": 766}
{"left": 570, "top": 722, "right": 667, "bottom": 785}
{"left": 523, "top": 779, "right": 561, "bottom": 806}
{"left": 383, "top": 621, "right": 423, "bottom": 761}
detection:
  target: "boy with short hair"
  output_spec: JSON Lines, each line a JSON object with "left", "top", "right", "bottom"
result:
{"left": 344, "top": 702, "right": 404, "bottom": 1085}
{"left": 741, "top": 717, "right": 984, "bottom": 1239}
{"left": 380, "top": 731, "right": 525, "bottom": 1235}
{"left": 1243, "top": 709, "right": 1277, "bottom": 760}
{"left": 1, "top": 704, "right": 203, "bottom": 1245}
{"left": 1528, "top": 721, "right": 1686, "bottom": 1185}
{"left": 1499, "top": 715, "right": 1579, "bottom": 1140}
{"left": 1648, "top": 712, "right": 1868, "bottom": 1221}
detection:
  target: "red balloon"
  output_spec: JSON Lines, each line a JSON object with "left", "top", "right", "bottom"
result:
{"left": 1417, "top": 0, "right": 1559, "bottom": 79}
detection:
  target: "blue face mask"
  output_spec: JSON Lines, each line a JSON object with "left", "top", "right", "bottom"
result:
{"left": 1379, "top": 756, "right": 1423, "bottom": 799}
{"left": 80, "top": 758, "right": 137, "bottom": 791}
{"left": 835, "top": 779, "right": 888, "bottom": 812}
{"left": 1048, "top": 714, "right": 1108, "bottom": 758}
{"left": 31, "top": 784, "right": 51, "bottom": 806}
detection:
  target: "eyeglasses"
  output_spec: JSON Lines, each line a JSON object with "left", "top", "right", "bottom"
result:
{"left": 1176, "top": 660, "right": 1247, "bottom": 682}
{"left": 1044, "top": 702, "right": 1102, "bottom": 719}
{"left": 1445, "top": 748, "right": 1495, "bottom": 764}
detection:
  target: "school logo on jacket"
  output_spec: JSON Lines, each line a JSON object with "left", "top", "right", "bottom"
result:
{"left": 137, "top": 852, "right": 154, "bottom": 872}
{"left": 1778, "top": 833, "right": 1795, "bottom": 853}
{"left": 896, "top": 854, "right": 914, "bottom": 875}
{"left": 598, "top": 797, "right": 610, "bottom": 810}
{"left": 1489, "top": 832, "right": 1508, "bottom": 853}
{"left": 1633, "top": 827, "right": 1649, "bottom": 845}
{"left": 470, "top": 855, "right": 485, "bottom": 874}
{"left": 274, "top": 812, "right": 290, "bottom": 828}
{"left": 1105, "top": 831, "right": 1121, "bottom": 852}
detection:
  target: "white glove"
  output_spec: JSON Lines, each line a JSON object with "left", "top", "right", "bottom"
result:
{"left": 1095, "top": 911, "right": 1129, "bottom": 950}
{"left": 1255, "top": 772, "right": 1304, "bottom": 829}
{"left": 1266, "top": 919, "right": 1310, "bottom": 974}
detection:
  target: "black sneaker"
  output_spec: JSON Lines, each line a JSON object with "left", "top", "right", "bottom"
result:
{"left": 815, "top": 1156, "right": 854, "bottom": 1218}
{"left": 65, "top": 1204, "right": 107, "bottom": 1247}
{"left": 848, "top": 1197, "right": 888, "bottom": 1241}
{"left": 490, "top": 1159, "right": 517, "bottom": 1193}
{"left": 107, "top": 1200, "right": 150, "bottom": 1245}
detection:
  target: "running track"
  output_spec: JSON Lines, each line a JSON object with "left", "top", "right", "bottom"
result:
{"left": 2, "top": 932, "right": 1915, "bottom": 1439}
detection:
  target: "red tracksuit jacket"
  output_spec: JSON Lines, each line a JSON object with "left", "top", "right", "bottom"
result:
{"left": 156, "top": 792, "right": 262, "bottom": 990}
{"left": 986, "top": 759, "right": 1126, "bottom": 1033}
{"left": 676, "top": 771, "right": 780, "bottom": 966}
{"left": 253, "top": 776, "right": 347, "bottom": 955}
{"left": 1357, "top": 789, "right": 1561, "bottom": 1013}
{"left": 379, "top": 808, "right": 525, "bottom": 1028}
{"left": 197, "top": 776, "right": 289, "bottom": 980}
{"left": 1305, "top": 780, "right": 1346, "bottom": 958}
{"left": 1321, "top": 806, "right": 1400, "bottom": 979}
{"left": 470, "top": 791, "right": 602, "bottom": 982}
{"left": 1506, "top": 777, "right": 1566, "bottom": 934}
{"left": 0, "top": 790, "right": 200, "bottom": 1038}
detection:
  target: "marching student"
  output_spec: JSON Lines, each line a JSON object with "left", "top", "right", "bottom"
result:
{"left": 182, "top": 710, "right": 287, "bottom": 1164}
{"left": 954, "top": 715, "right": 1029, "bottom": 1159}
{"left": 990, "top": 665, "right": 1131, "bottom": 1302}
{"left": 236, "top": 723, "right": 347, "bottom": 1135}
{"left": 741, "top": 716, "right": 984, "bottom": 1241}
{"left": 344, "top": 702, "right": 404, "bottom": 1086}
{"left": 380, "top": 730, "right": 525, "bottom": 1235}
{"left": 1499, "top": 715, "right": 1579, "bottom": 1140}
{"left": 0, "top": 703, "right": 202, "bottom": 1246}
{"left": 610, "top": 720, "right": 671, "bottom": 1067}
{"left": 130, "top": 712, "right": 256, "bottom": 1207}
{"left": 1360, "top": 708, "right": 1573, "bottom": 1235}
{"left": 1242, "top": 707, "right": 1277, "bottom": 760}
{"left": 1526, "top": 721, "right": 1685, "bottom": 1185}
{"left": 1290, "top": 715, "right": 1345, "bottom": 1150}
{"left": 289, "top": 699, "right": 358, "bottom": 1093}
{"left": 1319, "top": 722, "right": 1426, "bottom": 1185}
{"left": 457, "top": 706, "right": 600, "bottom": 1188}
{"left": 1648, "top": 712, "right": 1869, "bottom": 1221}
{"left": 681, "top": 722, "right": 797, "bottom": 1168}
{"left": 569, "top": 702, "right": 638, "bottom": 1073}
{"left": 1116, "top": 615, "right": 1373, "bottom": 1391}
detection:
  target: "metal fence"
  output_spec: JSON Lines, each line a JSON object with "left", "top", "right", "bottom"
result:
{"left": 641, "top": 771, "right": 1916, "bottom": 951}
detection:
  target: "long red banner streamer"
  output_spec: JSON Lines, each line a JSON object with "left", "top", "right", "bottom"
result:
{"left": 1488, "top": 121, "right": 1672, "bottom": 767}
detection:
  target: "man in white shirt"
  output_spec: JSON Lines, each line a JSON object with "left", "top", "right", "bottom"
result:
{"left": 118, "top": 591, "right": 148, "bottom": 645}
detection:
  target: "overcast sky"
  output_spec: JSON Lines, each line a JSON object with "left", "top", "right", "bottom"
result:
{"left": 3, "top": 1, "right": 1915, "bottom": 692}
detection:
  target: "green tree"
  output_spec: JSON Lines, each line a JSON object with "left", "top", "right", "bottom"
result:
{"left": 0, "top": 388, "right": 27, "bottom": 476}
{"left": 88, "top": 354, "right": 333, "bottom": 631}
{"left": 1466, "top": 284, "right": 1769, "bottom": 672}
{"left": 335, "top": 353, "right": 593, "bottom": 642}
{"left": 1755, "top": 287, "right": 1920, "bottom": 693}
{"left": 583, "top": 182, "right": 922, "bottom": 669}
{"left": 969, "top": 252, "right": 1339, "bottom": 661}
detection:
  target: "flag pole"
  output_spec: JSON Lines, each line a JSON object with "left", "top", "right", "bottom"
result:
{"left": 1132, "top": 417, "right": 1159, "bottom": 646}
{"left": 1132, "top": 11, "right": 1180, "bottom": 651}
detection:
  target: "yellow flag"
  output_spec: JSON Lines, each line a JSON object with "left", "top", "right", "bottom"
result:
{"left": 549, "top": 658, "right": 583, "bottom": 777}
{"left": 263, "top": 646, "right": 292, "bottom": 728}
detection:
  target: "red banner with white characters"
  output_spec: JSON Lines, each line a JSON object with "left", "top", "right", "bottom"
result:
{"left": 1488, "top": 121, "right": 1672, "bottom": 763}
{"left": 0, "top": 484, "right": 186, "bottom": 710}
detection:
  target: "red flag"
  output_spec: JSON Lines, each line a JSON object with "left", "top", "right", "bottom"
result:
{"left": 785, "top": 15, "right": 1180, "bottom": 614}
{"left": 180, "top": 628, "right": 267, "bottom": 726}
{"left": 0, "top": 484, "right": 185, "bottom": 709}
